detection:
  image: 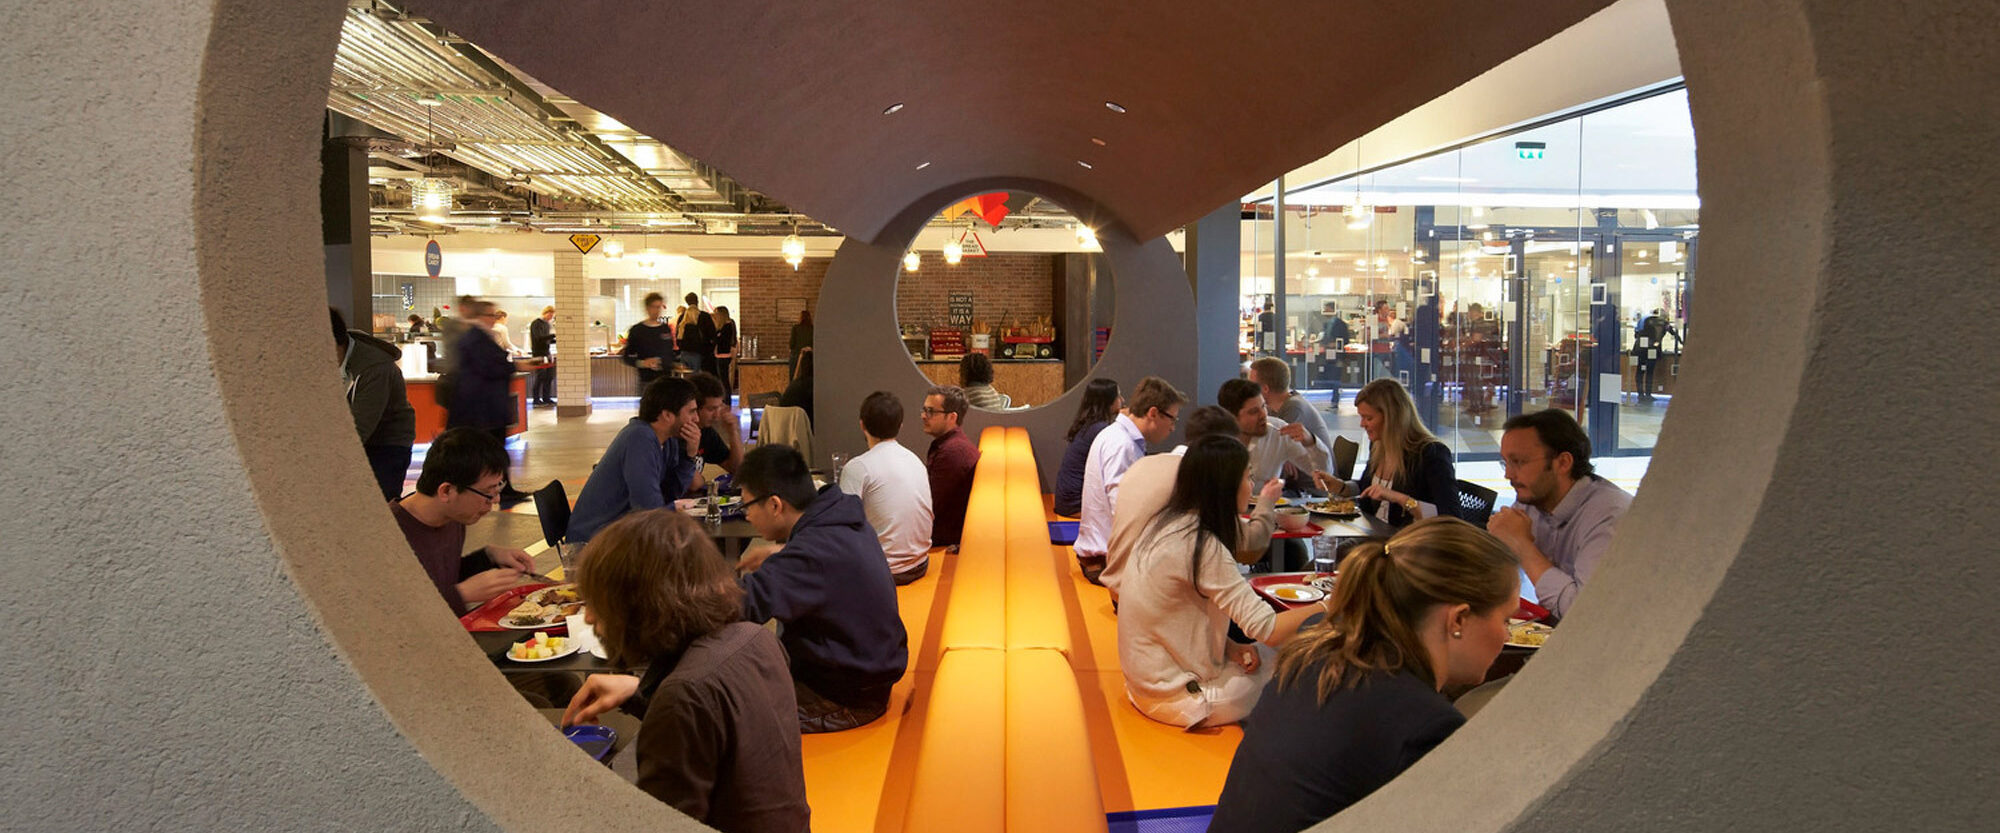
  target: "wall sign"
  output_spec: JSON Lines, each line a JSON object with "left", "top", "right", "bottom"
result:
{"left": 400, "top": 282, "right": 415, "bottom": 311}
{"left": 424, "top": 239, "right": 442, "bottom": 278}
{"left": 948, "top": 292, "right": 974, "bottom": 326}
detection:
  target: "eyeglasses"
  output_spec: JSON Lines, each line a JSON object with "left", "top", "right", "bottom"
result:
{"left": 1500, "top": 456, "right": 1547, "bottom": 472}
{"left": 742, "top": 493, "right": 777, "bottom": 511}
{"left": 461, "top": 483, "right": 501, "bottom": 503}
{"left": 920, "top": 407, "right": 946, "bottom": 417}
{"left": 1162, "top": 409, "right": 1181, "bottom": 423}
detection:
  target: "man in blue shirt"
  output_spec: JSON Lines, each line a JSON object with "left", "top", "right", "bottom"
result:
{"left": 565, "top": 377, "right": 702, "bottom": 544}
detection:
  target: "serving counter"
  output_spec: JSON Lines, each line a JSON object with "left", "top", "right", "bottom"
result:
{"left": 403, "top": 375, "right": 529, "bottom": 442}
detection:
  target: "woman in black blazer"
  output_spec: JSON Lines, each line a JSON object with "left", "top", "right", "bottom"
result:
{"left": 1332, "top": 379, "right": 1460, "bottom": 526}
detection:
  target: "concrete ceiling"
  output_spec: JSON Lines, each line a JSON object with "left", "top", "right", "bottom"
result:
{"left": 401, "top": 0, "right": 1614, "bottom": 243}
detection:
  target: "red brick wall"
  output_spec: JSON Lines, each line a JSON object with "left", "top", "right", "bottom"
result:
{"left": 737, "top": 253, "right": 1056, "bottom": 358}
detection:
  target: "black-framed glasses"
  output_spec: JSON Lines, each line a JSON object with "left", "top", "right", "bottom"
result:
{"left": 461, "top": 483, "right": 501, "bottom": 503}
{"left": 742, "top": 492, "right": 777, "bottom": 511}
{"left": 920, "top": 407, "right": 945, "bottom": 417}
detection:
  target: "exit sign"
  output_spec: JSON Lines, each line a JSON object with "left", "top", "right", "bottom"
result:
{"left": 1515, "top": 141, "right": 1547, "bottom": 160}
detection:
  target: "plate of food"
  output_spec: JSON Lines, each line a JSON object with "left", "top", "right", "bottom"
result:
{"left": 1506, "top": 620, "right": 1554, "bottom": 649}
{"left": 1305, "top": 498, "right": 1361, "bottom": 518}
{"left": 1263, "top": 583, "right": 1326, "bottom": 604}
{"left": 506, "top": 632, "right": 579, "bottom": 662}
{"left": 499, "top": 585, "right": 585, "bottom": 629}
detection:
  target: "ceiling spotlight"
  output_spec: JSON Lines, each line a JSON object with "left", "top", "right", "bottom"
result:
{"left": 781, "top": 231, "right": 806, "bottom": 270}
{"left": 1090, "top": 137, "right": 1107, "bottom": 147}
{"left": 1077, "top": 160, "right": 1094, "bottom": 169}
{"left": 883, "top": 102, "right": 905, "bottom": 115}
{"left": 904, "top": 251, "right": 921, "bottom": 272}
{"left": 1306, "top": 266, "right": 1320, "bottom": 278}
{"left": 915, "top": 161, "right": 931, "bottom": 170}
{"left": 602, "top": 240, "right": 625, "bottom": 260}
{"left": 1104, "top": 101, "right": 1127, "bottom": 114}
{"left": 942, "top": 239, "right": 964, "bottom": 265}
{"left": 1075, "top": 224, "right": 1100, "bottom": 251}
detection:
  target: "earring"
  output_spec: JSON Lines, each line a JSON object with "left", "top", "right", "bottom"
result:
{"left": 1452, "top": 630, "right": 1462, "bottom": 638}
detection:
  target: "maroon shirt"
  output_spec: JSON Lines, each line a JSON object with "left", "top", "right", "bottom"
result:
{"left": 924, "top": 427, "right": 980, "bottom": 546}
{"left": 390, "top": 500, "right": 477, "bottom": 612}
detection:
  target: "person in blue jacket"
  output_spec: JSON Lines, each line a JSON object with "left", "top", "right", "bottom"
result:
{"left": 734, "top": 445, "right": 909, "bottom": 733}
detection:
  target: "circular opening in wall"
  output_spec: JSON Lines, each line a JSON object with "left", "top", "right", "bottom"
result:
{"left": 894, "top": 190, "right": 1115, "bottom": 413}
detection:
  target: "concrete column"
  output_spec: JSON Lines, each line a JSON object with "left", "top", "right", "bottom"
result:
{"left": 320, "top": 130, "right": 371, "bottom": 326}
{"left": 1186, "top": 201, "right": 1243, "bottom": 402}
{"left": 553, "top": 250, "right": 592, "bottom": 417}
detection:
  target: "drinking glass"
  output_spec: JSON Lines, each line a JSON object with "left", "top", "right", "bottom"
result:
{"left": 830, "top": 452, "right": 851, "bottom": 484}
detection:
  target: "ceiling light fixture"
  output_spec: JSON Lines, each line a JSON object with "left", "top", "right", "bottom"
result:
{"left": 410, "top": 177, "right": 454, "bottom": 223}
{"left": 1466, "top": 206, "right": 1489, "bottom": 231}
{"left": 1090, "top": 137, "right": 1107, "bottom": 147}
{"left": 1345, "top": 142, "right": 1371, "bottom": 229}
{"left": 883, "top": 102, "right": 905, "bottom": 115}
{"left": 903, "top": 251, "right": 921, "bottom": 272}
{"left": 1077, "top": 160, "right": 1094, "bottom": 169}
{"left": 781, "top": 227, "right": 806, "bottom": 270}
{"left": 1075, "top": 224, "right": 1100, "bottom": 251}
{"left": 601, "top": 239, "right": 624, "bottom": 260}
{"left": 1104, "top": 101, "right": 1127, "bottom": 114}
{"left": 416, "top": 93, "right": 444, "bottom": 107}
{"left": 942, "top": 238, "right": 964, "bottom": 266}
{"left": 915, "top": 161, "right": 931, "bottom": 170}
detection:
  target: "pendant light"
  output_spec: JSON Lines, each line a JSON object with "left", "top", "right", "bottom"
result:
{"left": 410, "top": 99, "right": 454, "bottom": 223}
{"left": 602, "top": 239, "right": 625, "bottom": 260}
{"left": 1345, "top": 142, "right": 1371, "bottom": 230}
{"left": 1075, "top": 223, "right": 1100, "bottom": 252}
{"left": 781, "top": 224, "right": 806, "bottom": 270}
{"left": 903, "top": 250, "right": 921, "bottom": 272}
{"left": 942, "top": 235, "right": 964, "bottom": 266}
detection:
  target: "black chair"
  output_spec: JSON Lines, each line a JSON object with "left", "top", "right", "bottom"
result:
{"left": 532, "top": 479, "right": 572, "bottom": 549}
{"left": 1331, "top": 436, "right": 1360, "bottom": 482}
{"left": 1455, "top": 479, "right": 1499, "bottom": 528}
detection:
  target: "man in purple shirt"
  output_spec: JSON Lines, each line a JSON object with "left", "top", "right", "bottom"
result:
{"left": 1488, "top": 408, "right": 1633, "bottom": 621}
{"left": 920, "top": 385, "right": 981, "bottom": 548}
{"left": 387, "top": 427, "right": 536, "bottom": 612}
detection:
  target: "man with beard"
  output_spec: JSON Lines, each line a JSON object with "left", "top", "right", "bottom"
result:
{"left": 1487, "top": 408, "right": 1632, "bottom": 621}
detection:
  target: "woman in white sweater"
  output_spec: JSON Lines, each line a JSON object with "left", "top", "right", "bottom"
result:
{"left": 1118, "top": 435, "right": 1327, "bottom": 728}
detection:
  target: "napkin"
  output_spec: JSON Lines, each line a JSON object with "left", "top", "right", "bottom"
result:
{"left": 564, "top": 612, "right": 608, "bottom": 659}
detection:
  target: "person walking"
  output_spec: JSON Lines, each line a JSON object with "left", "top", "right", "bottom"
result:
{"left": 711, "top": 305, "right": 737, "bottom": 394}
{"left": 623, "top": 292, "right": 676, "bottom": 389}
{"left": 529, "top": 305, "right": 556, "bottom": 405}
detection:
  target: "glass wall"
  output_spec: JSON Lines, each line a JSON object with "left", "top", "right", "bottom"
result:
{"left": 1244, "top": 85, "right": 1697, "bottom": 464}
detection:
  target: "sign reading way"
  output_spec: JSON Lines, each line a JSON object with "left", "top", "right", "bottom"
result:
{"left": 568, "top": 233, "right": 602, "bottom": 255}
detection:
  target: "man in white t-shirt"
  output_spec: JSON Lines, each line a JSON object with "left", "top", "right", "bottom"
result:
{"left": 838, "top": 390, "right": 935, "bottom": 584}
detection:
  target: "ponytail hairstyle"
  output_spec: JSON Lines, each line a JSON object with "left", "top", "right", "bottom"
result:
{"left": 1274, "top": 516, "right": 1517, "bottom": 699}
{"left": 1144, "top": 435, "right": 1247, "bottom": 592}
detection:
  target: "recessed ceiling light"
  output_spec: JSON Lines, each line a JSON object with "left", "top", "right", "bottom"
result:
{"left": 1090, "top": 137, "right": 1107, "bottom": 147}
{"left": 1104, "top": 101, "right": 1126, "bottom": 114}
{"left": 1077, "top": 160, "right": 1094, "bottom": 169}
{"left": 883, "top": 103, "right": 904, "bottom": 115}
{"left": 915, "top": 161, "right": 931, "bottom": 170}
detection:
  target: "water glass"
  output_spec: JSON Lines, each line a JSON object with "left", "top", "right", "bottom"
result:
{"left": 829, "top": 452, "right": 851, "bottom": 484}
{"left": 1311, "top": 536, "right": 1339, "bottom": 576}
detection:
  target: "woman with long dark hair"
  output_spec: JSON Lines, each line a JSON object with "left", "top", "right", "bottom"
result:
{"left": 1052, "top": 378, "right": 1122, "bottom": 517}
{"left": 711, "top": 305, "right": 737, "bottom": 393}
{"left": 1208, "top": 517, "right": 1519, "bottom": 832}
{"left": 561, "top": 509, "right": 809, "bottom": 832}
{"left": 1117, "top": 435, "right": 1326, "bottom": 728}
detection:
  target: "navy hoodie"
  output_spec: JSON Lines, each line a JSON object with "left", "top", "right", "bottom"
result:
{"left": 740, "top": 485, "right": 908, "bottom": 708}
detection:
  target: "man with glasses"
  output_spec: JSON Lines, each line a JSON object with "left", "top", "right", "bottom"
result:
{"left": 919, "top": 385, "right": 980, "bottom": 548}
{"left": 1488, "top": 408, "right": 1633, "bottom": 621}
{"left": 734, "top": 445, "right": 908, "bottom": 733}
{"left": 566, "top": 377, "right": 703, "bottom": 545}
{"left": 1075, "top": 376, "right": 1188, "bottom": 584}
{"left": 389, "top": 427, "right": 537, "bottom": 612}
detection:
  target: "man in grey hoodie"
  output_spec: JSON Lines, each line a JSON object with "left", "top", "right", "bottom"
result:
{"left": 333, "top": 308, "right": 418, "bottom": 501}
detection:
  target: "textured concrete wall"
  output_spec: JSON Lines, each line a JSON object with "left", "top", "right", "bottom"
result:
{"left": 815, "top": 179, "right": 1198, "bottom": 476}
{"left": 1, "top": 0, "right": 1992, "bottom": 831}
{"left": 0, "top": 1, "right": 692, "bottom": 830}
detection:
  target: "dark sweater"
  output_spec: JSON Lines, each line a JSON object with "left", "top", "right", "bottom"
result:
{"left": 388, "top": 500, "right": 496, "bottom": 612}
{"left": 1052, "top": 420, "right": 1108, "bottom": 517}
{"left": 1355, "top": 440, "right": 1461, "bottom": 526}
{"left": 628, "top": 622, "right": 810, "bottom": 833}
{"left": 677, "top": 311, "right": 716, "bottom": 355}
{"left": 447, "top": 326, "right": 514, "bottom": 430}
{"left": 739, "top": 486, "right": 907, "bottom": 709}
{"left": 623, "top": 321, "right": 676, "bottom": 381}
{"left": 1209, "top": 668, "right": 1464, "bottom": 833}
{"left": 341, "top": 329, "right": 416, "bottom": 448}
{"left": 924, "top": 427, "right": 980, "bottom": 546}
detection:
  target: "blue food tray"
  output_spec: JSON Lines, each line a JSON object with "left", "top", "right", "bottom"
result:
{"left": 562, "top": 724, "right": 617, "bottom": 763}
{"left": 1106, "top": 806, "right": 1215, "bottom": 833}
{"left": 1048, "top": 520, "right": 1079, "bottom": 545}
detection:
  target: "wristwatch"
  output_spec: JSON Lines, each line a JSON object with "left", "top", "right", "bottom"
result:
{"left": 1401, "top": 496, "right": 1420, "bottom": 514}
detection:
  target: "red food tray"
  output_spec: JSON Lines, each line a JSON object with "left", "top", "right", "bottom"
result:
{"left": 458, "top": 582, "right": 558, "bottom": 632}
{"left": 1264, "top": 520, "right": 1324, "bottom": 539}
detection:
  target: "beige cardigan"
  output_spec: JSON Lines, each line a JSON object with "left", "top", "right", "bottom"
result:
{"left": 1115, "top": 514, "right": 1279, "bottom": 718}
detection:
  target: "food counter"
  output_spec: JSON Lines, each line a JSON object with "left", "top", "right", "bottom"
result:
{"left": 913, "top": 359, "right": 1064, "bottom": 408}
{"left": 590, "top": 354, "right": 641, "bottom": 397}
{"left": 737, "top": 359, "right": 792, "bottom": 396}
{"left": 403, "top": 374, "right": 529, "bottom": 442}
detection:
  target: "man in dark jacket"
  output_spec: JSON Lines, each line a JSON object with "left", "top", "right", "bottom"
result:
{"left": 735, "top": 445, "right": 908, "bottom": 733}
{"left": 528, "top": 304, "right": 556, "bottom": 405}
{"left": 449, "top": 299, "right": 531, "bottom": 501}
{"left": 332, "top": 308, "right": 416, "bottom": 501}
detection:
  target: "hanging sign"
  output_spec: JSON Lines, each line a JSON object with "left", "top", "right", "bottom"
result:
{"left": 400, "top": 282, "right": 416, "bottom": 311}
{"left": 956, "top": 229, "right": 989, "bottom": 258}
{"left": 424, "top": 239, "right": 443, "bottom": 277}
{"left": 568, "top": 233, "right": 602, "bottom": 254}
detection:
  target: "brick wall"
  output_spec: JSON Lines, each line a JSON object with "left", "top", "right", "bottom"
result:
{"left": 737, "top": 253, "right": 1057, "bottom": 359}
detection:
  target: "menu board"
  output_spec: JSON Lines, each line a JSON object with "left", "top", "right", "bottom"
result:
{"left": 948, "top": 293, "right": 974, "bottom": 326}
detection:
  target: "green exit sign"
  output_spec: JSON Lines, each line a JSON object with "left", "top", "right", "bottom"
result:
{"left": 1515, "top": 141, "right": 1547, "bottom": 160}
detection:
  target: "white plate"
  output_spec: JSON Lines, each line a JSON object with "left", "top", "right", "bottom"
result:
{"left": 1264, "top": 583, "right": 1326, "bottom": 603}
{"left": 505, "top": 639, "right": 581, "bottom": 663}
{"left": 1506, "top": 620, "right": 1553, "bottom": 649}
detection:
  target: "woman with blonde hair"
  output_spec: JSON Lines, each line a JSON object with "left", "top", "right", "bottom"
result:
{"left": 1329, "top": 378, "right": 1460, "bottom": 525}
{"left": 560, "top": 509, "right": 808, "bottom": 832}
{"left": 1208, "top": 517, "right": 1520, "bottom": 832}
{"left": 710, "top": 304, "right": 737, "bottom": 393}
